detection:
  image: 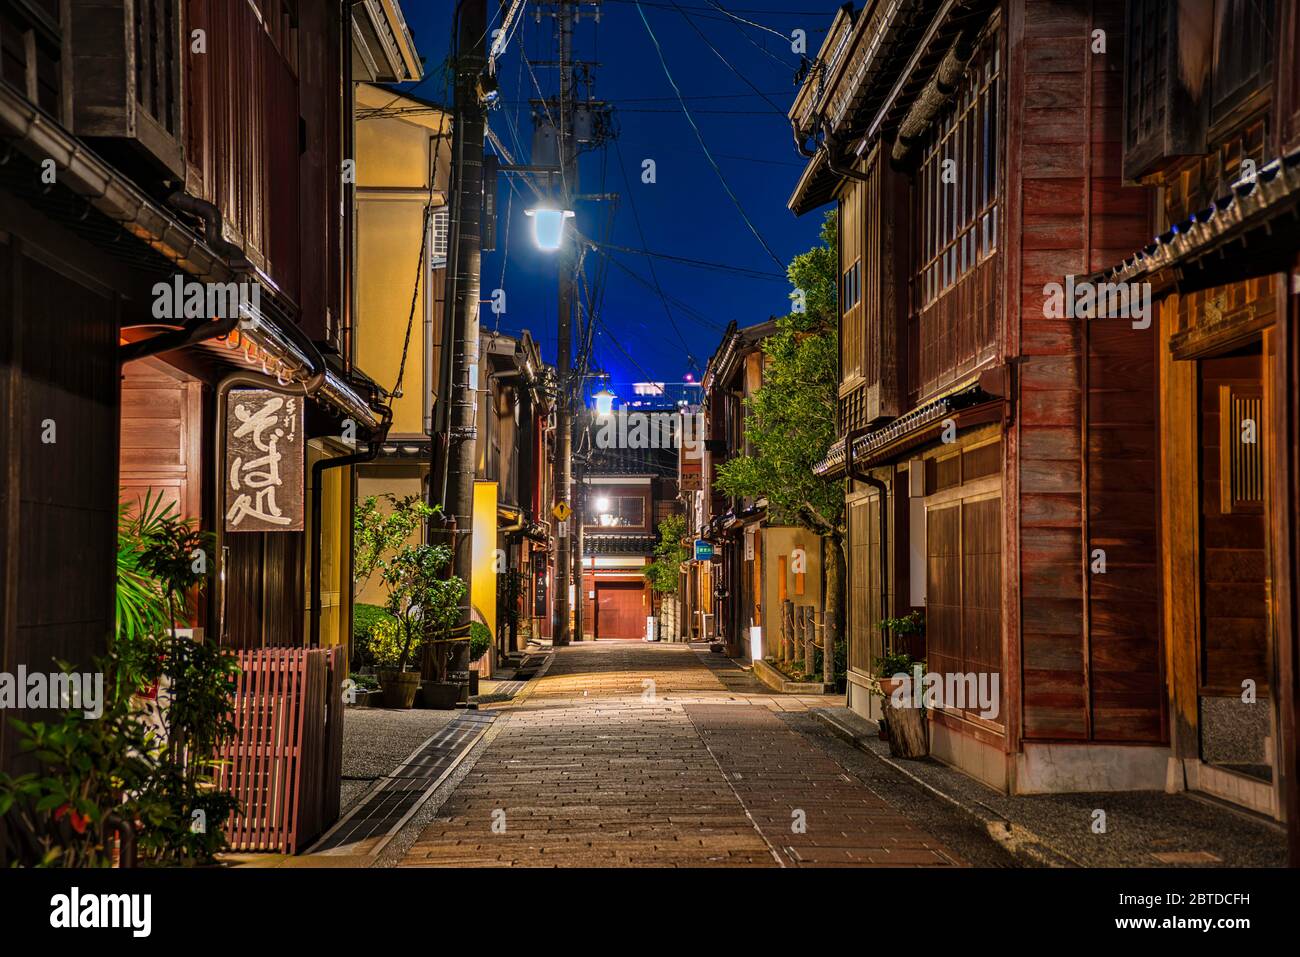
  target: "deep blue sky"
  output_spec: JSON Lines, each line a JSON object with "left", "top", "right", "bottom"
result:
{"left": 398, "top": 0, "right": 834, "bottom": 396}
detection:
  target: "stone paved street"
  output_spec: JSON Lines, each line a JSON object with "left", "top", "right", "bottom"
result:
{"left": 399, "top": 641, "right": 972, "bottom": 867}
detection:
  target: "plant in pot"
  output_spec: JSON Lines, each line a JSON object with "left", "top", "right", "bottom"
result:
{"left": 374, "top": 542, "right": 465, "bottom": 709}
{"left": 873, "top": 610, "right": 926, "bottom": 695}
{"left": 872, "top": 611, "right": 928, "bottom": 757}
{"left": 1, "top": 492, "right": 241, "bottom": 867}
{"left": 354, "top": 495, "right": 464, "bottom": 709}
{"left": 352, "top": 602, "right": 395, "bottom": 674}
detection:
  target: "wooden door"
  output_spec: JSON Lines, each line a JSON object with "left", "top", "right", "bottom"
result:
{"left": 1199, "top": 352, "right": 1269, "bottom": 695}
{"left": 595, "top": 581, "right": 645, "bottom": 639}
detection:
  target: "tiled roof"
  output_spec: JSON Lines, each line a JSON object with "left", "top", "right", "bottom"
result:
{"left": 1085, "top": 148, "right": 1300, "bottom": 290}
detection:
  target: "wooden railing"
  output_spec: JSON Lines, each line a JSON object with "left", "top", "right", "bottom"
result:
{"left": 216, "top": 647, "right": 344, "bottom": 854}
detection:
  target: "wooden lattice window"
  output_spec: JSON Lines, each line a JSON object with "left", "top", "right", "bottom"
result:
{"left": 916, "top": 26, "right": 1000, "bottom": 309}
{"left": 1126, "top": 0, "right": 1168, "bottom": 157}
{"left": 1209, "top": 0, "right": 1274, "bottom": 132}
{"left": 1219, "top": 385, "right": 1264, "bottom": 512}
{"left": 0, "top": 0, "right": 63, "bottom": 118}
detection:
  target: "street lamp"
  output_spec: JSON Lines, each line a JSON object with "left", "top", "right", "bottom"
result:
{"left": 525, "top": 206, "right": 574, "bottom": 252}
{"left": 592, "top": 387, "right": 616, "bottom": 416}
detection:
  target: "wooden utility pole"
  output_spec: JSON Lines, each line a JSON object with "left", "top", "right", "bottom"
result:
{"left": 432, "top": 0, "right": 487, "bottom": 662}
{"left": 539, "top": 0, "right": 605, "bottom": 646}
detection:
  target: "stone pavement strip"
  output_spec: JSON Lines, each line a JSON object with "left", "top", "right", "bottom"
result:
{"left": 399, "top": 641, "right": 966, "bottom": 868}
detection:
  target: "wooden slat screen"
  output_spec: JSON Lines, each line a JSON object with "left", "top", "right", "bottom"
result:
{"left": 847, "top": 495, "right": 881, "bottom": 675}
{"left": 217, "top": 647, "right": 343, "bottom": 854}
{"left": 926, "top": 497, "right": 1002, "bottom": 725}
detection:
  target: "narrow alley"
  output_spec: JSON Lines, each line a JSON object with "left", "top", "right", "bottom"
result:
{"left": 395, "top": 642, "right": 995, "bottom": 868}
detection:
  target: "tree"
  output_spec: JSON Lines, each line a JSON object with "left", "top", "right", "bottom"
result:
{"left": 379, "top": 542, "right": 465, "bottom": 677}
{"left": 645, "top": 514, "right": 689, "bottom": 595}
{"left": 353, "top": 493, "right": 431, "bottom": 589}
{"left": 354, "top": 495, "right": 467, "bottom": 680}
{"left": 714, "top": 209, "right": 846, "bottom": 665}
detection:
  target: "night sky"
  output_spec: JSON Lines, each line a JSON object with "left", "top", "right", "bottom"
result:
{"left": 396, "top": 0, "right": 833, "bottom": 398}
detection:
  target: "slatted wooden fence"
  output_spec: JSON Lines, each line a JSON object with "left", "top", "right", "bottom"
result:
{"left": 216, "top": 647, "right": 344, "bottom": 854}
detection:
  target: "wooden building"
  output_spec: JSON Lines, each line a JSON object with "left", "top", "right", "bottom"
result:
{"left": 789, "top": 0, "right": 1166, "bottom": 793}
{"left": 577, "top": 400, "right": 682, "bottom": 641}
{"left": 694, "top": 320, "right": 825, "bottom": 661}
{"left": 0, "top": 0, "right": 418, "bottom": 783}
{"left": 1078, "top": 0, "right": 1299, "bottom": 853}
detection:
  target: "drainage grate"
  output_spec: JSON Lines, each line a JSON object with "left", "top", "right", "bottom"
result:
{"left": 310, "top": 711, "right": 495, "bottom": 855}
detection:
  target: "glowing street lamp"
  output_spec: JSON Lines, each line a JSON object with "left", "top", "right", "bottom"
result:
{"left": 592, "top": 387, "right": 616, "bottom": 416}
{"left": 524, "top": 206, "right": 574, "bottom": 252}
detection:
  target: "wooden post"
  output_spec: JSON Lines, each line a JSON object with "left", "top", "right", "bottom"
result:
{"left": 821, "top": 608, "right": 833, "bottom": 686}
{"left": 781, "top": 599, "right": 794, "bottom": 662}
{"left": 803, "top": 606, "right": 814, "bottom": 675}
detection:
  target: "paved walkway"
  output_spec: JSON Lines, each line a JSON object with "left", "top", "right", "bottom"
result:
{"left": 399, "top": 641, "right": 967, "bottom": 867}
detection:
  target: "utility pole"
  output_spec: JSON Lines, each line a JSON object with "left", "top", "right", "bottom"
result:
{"left": 537, "top": 0, "right": 606, "bottom": 646}
{"left": 433, "top": 0, "right": 488, "bottom": 663}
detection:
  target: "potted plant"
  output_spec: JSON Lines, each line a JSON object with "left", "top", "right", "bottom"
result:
{"left": 874, "top": 611, "right": 925, "bottom": 690}
{"left": 354, "top": 495, "right": 467, "bottom": 709}
{"left": 872, "top": 649, "right": 919, "bottom": 699}
{"left": 467, "top": 621, "right": 492, "bottom": 692}
{"left": 380, "top": 544, "right": 465, "bottom": 709}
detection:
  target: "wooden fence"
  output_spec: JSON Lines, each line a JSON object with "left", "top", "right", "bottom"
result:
{"left": 216, "top": 647, "right": 344, "bottom": 854}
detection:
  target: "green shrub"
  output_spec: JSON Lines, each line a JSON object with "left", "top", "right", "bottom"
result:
{"left": 352, "top": 603, "right": 395, "bottom": 671}
{"left": 469, "top": 621, "right": 491, "bottom": 662}
{"left": 370, "top": 617, "right": 412, "bottom": 672}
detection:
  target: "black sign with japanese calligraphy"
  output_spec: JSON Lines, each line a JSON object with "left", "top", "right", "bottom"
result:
{"left": 224, "top": 388, "right": 305, "bottom": 532}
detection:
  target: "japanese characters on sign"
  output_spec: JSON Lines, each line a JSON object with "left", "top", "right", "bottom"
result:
{"left": 224, "top": 388, "right": 305, "bottom": 532}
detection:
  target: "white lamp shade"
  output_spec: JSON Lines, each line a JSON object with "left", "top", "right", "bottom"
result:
{"left": 525, "top": 207, "right": 574, "bottom": 251}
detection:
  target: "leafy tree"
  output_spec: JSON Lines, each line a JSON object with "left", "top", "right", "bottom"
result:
{"left": 715, "top": 209, "right": 846, "bottom": 658}
{"left": 644, "top": 514, "right": 689, "bottom": 595}
{"left": 353, "top": 494, "right": 432, "bottom": 589}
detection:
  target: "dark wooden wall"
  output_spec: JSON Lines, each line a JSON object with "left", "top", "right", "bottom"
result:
{"left": 1011, "top": 0, "right": 1163, "bottom": 743}
{"left": 223, "top": 530, "right": 306, "bottom": 649}
{"left": 119, "top": 359, "right": 203, "bottom": 522}
{"left": 0, "top": 235, "right": 120, "bottom": 773}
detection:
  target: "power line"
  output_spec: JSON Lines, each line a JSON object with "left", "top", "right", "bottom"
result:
{"left": 501, "top": 90, "right": 791, "bottom": 104}
{"left": 701, "top": 0, "right": 789, "bottom": 41}
{"left": 702, "top": 0, "right": 797, "bottom": 70}
{"left": 600, "top": 254, "right": 727, "bottom": 332}
{"left": 668, "top": 0, "right": 787, "bottom": 115}
{"left": 587, "top": 237, "right": 786, "bottom": 279}
{"left": 633, "top": 1, "right": 786, "bottom": 270}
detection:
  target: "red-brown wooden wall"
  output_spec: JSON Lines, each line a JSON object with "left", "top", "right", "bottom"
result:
{"left": 1010, "top": 0, "right": 1163, "bottom": 743}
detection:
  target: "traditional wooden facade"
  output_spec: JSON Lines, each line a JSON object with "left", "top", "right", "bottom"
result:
{"left": 0, "top": 0, "right": 417, "bottom": 783}
{"left": 690, "top": 320, "right": 826, "bottom": 661}
{"left": 1078, "top": 0, "right": 1298, "bottom": 853}
{"left": 791, "top": 0, "right": 1168, "bottom": 792}
{"left": 576, "top": 401, "right": 681, "bottom": 641}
